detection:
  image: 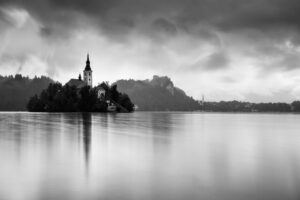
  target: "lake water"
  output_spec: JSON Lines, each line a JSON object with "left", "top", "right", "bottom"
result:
{"left": 0, "top": 112, "right": 300, "bottom": 200}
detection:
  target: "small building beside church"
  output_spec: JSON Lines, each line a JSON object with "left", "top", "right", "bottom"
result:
{"left": 67, "top": 75, "right": 87, "bottom": 89}
{"left": 95, "top": 85, "right": 106, "bottom": 100}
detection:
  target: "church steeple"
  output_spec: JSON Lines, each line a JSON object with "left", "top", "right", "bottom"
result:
{"left": 83, "top": 53, "right": 93, "bottom": 87}
{"left": 85, "top": 53, "right": 91, "bottom": 71}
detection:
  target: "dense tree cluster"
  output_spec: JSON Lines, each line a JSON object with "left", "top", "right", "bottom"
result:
{"left": 0, "top": 74, "right": 53, "bottom": 111}
{"left": 291, "top": 101, "right": 300, "bottom": 112}
{"left": 105, "top": 84, "right": 135, "bottom": 112}
{"left": 27, "top": 82, "right": 134, "bottom": 112}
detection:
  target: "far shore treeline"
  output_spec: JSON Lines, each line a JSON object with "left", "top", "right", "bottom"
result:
{"left": 0, "top": 74, "right": 53, "bottom": 111}
{"left": 1, "top": 74, "right": 300, "bottom": 112}
{"left": 203, "top": 101, "right": 300, "bottom": 112}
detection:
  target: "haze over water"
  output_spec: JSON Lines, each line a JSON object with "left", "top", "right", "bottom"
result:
{"left": 0, "top": 112, "right": 300, "bottom": 200}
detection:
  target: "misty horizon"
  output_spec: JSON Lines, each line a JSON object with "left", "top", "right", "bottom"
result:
{"left": 3, "top": 72, "right": 300, "bottom": 104}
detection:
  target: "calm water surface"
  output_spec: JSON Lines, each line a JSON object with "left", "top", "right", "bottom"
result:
{"left": 0, "top": 112, "right": 300, "bottom": 200}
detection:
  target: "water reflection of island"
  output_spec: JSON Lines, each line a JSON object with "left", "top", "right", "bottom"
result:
{"left": 82, "top": 113, "right": 92, "bottom": 175}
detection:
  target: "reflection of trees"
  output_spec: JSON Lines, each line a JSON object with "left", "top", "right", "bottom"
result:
{"left": 11, "top": 113, "right": 23, "bottom": 160}
{"left": 82, "top": 113, "right": 92, "bottom": 175}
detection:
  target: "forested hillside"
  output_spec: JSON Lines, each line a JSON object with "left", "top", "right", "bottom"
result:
{"left": 0, "top": 74, "right": 53, "bottom": 111}
{"left": 114, "top": 75, "right": 201, "bottom": 111}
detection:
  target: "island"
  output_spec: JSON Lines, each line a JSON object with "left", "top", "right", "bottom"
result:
{"left": 27, "top": 55, "right": 134, "bottom": 112}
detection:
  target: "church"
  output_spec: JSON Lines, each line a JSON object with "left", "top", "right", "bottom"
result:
{"left": 67, "top": 54, "right": 93, "bottom": 88}
{"left": 66, "top": 54, "right": 106, "bottom": 100}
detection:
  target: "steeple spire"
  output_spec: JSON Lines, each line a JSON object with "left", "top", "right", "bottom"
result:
{"left": 84, "top": 53, "right": 91, "bottom": 71}
{"left": 83, "top": 53, "right": 93, "bottom": 87}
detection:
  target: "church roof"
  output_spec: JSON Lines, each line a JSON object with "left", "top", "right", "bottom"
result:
{"left": 66, "top": 79, "right": 87, "bottom": 89}
{"left": 84, "top": 54, "right": 92, "bottom": 71}
{"left": 95, "top": 85, "right": 106, "bottom": 91}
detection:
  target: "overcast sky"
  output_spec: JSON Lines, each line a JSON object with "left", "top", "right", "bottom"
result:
{"left": 1, "top": 0, "right": 300, "bottom": 102}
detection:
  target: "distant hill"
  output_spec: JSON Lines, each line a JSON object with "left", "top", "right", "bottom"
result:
{"left": 0, "top": 74, "right": 53, "bottom": 111}
{"left": 114, "top": 75, "right": 201, "bottom": 111}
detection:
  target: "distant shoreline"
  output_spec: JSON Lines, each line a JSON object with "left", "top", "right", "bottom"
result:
{"left": 1, "top": 74, "right": 300, "bottom": 113}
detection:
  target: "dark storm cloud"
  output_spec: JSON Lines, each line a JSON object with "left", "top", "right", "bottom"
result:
{"left": 152, "top": 18, "right": 177, "bottom": 36}
{"left": 39, "top": 27, "right": 52, "bottom": 37}
{"left": 190, "top": 51, "right": 230, "bottom": 71}
{"left": 1, "top": 0, "right": 300, "bottom": 41}
{"left": 203, "top": 51, "right": 229, "bottom": 70}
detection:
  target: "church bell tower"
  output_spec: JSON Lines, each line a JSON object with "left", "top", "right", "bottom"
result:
{"left": 83, "top": 54, "right": 93, "bottom": 87}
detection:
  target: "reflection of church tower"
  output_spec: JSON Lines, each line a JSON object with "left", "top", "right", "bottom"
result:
{"left": 82, "top": 113, "right": 92, "bottom": 176}
{"left": 83, "top": 54, "right": 93, "bottom": 87}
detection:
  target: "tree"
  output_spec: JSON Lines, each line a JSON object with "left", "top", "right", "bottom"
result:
{"left": 111, "top": 85, "right": 120, "bottom": 102}
{"left": 54, "top": 85, "right": 79, "bottom": 112}
{"left": 39, "top": 83, "right": 62, "bottom": 111}
{"left": 27, "top": 95, "right": 44, "bottom": 111}
{"left": 95, "top": 100, "right": 107, "bottom": 112}
{"left": 78, "top": 86, "right": 98, "bottom": 111}
{"left": 291, "top": 101, "right": 300, "bottom": 112}
{"left": 118, "top": 94, "right": 134, "bottom": 112}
